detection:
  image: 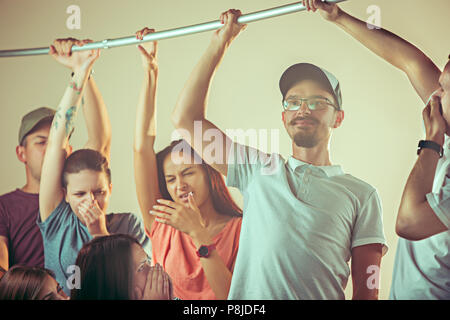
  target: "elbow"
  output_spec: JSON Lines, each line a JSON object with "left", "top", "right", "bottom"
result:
{"left": 395, "top": 218, "right": 411, "bottom": 239}
{"left": 171, "top": 100, "right": 185, "bottom": 128}
{"left": 171, "top": 107, "right": 193, "bottom": 129}
{"left": 86, "top": 137, "right": 111, "bottom": 155}
{"left": 171, "top": 104, "right": 204, "bottom": 129}
{"left": 395, "top": 208, "right": 425, "bottom": 241}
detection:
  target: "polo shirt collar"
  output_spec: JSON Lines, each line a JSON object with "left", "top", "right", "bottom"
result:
{"left": 287, "top": 156, "right": 344, "bottom": 177}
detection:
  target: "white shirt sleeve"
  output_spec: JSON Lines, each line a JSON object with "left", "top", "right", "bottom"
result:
{"left": 351, "top": 189, "right": 388, "bottom": 255}
{"left": 426, "top": 176, "right": 450, "bottom": 229}
{"left": 226, "top": 142, "right": 280, "bottom": 192}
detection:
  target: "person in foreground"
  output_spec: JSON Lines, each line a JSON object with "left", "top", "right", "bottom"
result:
{"left": 0, "top": 265, "right": 68, "bottom": 300}
{"left": 171, "top": 9, "right": 387, "bottom": 300}
{"left": 71, "top": 234, "right": 172, "bottom": 300}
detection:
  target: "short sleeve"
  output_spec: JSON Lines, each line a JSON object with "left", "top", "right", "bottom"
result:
{"left": 426, "top": 176, "right": 450, "bottom": 229}
{"left": 0, "top": 200, "right": 9, "bottom": 238}
{"left": 226, "top": 142, "right": 281, "bottom": 192}
{"left": 351, "top": 190, "right": 388, "bottom": 255}
{"left": 37, "top": 200, "right": 72, "bottom": 240}
{"left": 128, "top": 214, "right": 152, "bottom": 256}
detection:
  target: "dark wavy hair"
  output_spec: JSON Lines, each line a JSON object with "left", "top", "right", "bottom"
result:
{"left": 70, "top": 234, "right": 141, "bottom": 300}
{"left": 156, "top": 139, "right": 242, "bottom": 217}
{"left": 0, "top": 266, "right": 57, "bottom": 300}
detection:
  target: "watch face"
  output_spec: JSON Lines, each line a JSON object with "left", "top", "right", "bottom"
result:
{"left": 198, "top": 246, "right": 209, "bottom": 257}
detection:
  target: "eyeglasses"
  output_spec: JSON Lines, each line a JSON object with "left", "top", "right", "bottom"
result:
{"left": 282, "top": 97, "right": 339, "bottom": 112}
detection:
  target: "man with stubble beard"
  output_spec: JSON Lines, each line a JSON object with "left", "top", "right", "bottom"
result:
{"left": 171, "top": 9, "right": 388, "bottom": 299}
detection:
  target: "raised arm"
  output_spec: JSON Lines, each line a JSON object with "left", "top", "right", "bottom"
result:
{"left": 133, "top": 28, "right": 161, "bottom": 233}
{"left": 171, "top": 9, "right": 247, "bottom": 177}
{"left": 303, "top": 0, "right": 441, "bottom": 103}
{"left": 39, "top": 40, "right": 99, "bottom": 222}
{"left": 82, "top": 73, "right": 112, "bottom": 162}
{"left": 49, "top": 39, "right": 111, "bottom": 161}
{"left": 396, "top": 95, "right": 448, "bottom": 240}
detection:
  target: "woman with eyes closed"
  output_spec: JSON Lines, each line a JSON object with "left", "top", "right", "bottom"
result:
{"left": 133, "top": 27, "right": 243, "bottom": 300}
{"left": 0, "top": 266, "right": 68, "bottom": 300}
{"left": 71, "top": 234, "right": 172, "bottom": 300}
{"left": 38, "top": 38, "right": 150, "bottom": 296}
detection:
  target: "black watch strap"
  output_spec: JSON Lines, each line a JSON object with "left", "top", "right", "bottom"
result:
{"left": 417, "top": 140, "right": 443, "bottom": 158}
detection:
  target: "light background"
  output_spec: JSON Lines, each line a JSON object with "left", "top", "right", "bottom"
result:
{"left": 0, "top": 0, "right": 449, "bottom": 300}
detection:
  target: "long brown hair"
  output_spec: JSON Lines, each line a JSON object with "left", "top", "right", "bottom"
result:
{"left": 71, "top": 234, "right": 140, "bottom": 300}
{"left": 0, "top": 266, "right": 56, "bottom": 300}
{"left": 156, "top": 139, "right": 242, "bottom": 217}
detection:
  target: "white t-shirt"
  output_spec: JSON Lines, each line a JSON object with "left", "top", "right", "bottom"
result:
{"left": 226, "top": 143, "right": 387, "bottom": 300}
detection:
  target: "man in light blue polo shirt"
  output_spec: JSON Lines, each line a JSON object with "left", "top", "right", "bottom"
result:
{"left": 171, "top": 9, "right": 387, "bottom": 299}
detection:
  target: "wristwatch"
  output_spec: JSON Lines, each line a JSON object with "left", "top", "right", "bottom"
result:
{"left": 196, "top": 244, "right": 216, "bottom": 258}
{"left": 417, "top": 140, "right": 443, "bottom": 158}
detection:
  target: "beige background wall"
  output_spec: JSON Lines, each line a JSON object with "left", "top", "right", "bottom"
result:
{"left": 1, "top": 0, "right": 449, "bottom": 299}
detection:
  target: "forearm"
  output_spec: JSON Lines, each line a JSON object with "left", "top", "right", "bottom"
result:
{"left": 332, "top": 10, "right": 440, "bottom": 102}
{"left": 82, "top": 76, "right": 112, "bottom": 159}
{"left": 400, "top": 149, "right": 439, "bottom": 211}
{"left": 90, "top": 231, "right": 110, "bottom": 238}
{"left": 40, "top": 69, "right": 91, "bottom": 220}
{"left": 191, "top": 232, "right": 233, "bottom": 300}
{"left": 172, "top": 40, "right": 227, "bottom": 126}
{"left": 52, "top": 71, "right": 89, "bottom": 145}
{"left": 352, "top": 287, "right": 378, "bottom": 300}
{"left": 134, "top": 69, "right": 160, "bottom": 233}
{"left": 334, "top": 10, "right": 428, "bottom": 72}
{"left": 397, "top": 149, "right": 441, "bottom": 235}
{"left": 351, "top": 245, "right": 382, "bottom": 300}
{"left": 134, "top": 70, "right": 158, "bottom": 151}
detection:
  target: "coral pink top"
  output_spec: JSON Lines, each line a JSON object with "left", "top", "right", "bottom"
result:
{"left": 148, "top": 217, "right": 242, "bottom": 300}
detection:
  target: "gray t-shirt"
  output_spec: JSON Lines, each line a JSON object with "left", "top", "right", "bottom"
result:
{"left": 37, "top": 200, "right": 151, "bottom": 295}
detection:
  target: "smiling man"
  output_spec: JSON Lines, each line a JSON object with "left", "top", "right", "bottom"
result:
{"left": 171, "top": 9, "right": 388, "bottom": 299}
